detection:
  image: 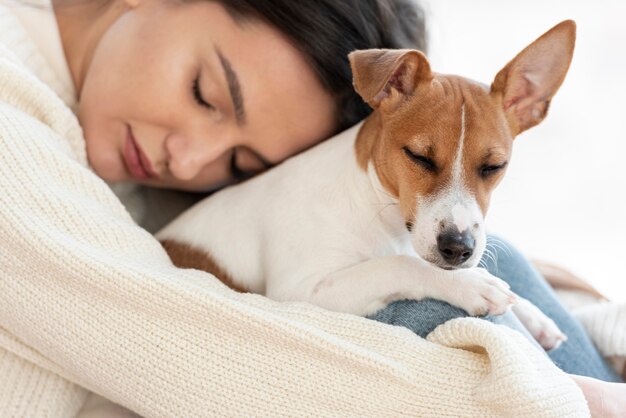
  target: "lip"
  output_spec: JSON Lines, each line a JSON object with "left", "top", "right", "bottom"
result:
{"left": 123, "top": 126, "right": 158, "bottom": 180}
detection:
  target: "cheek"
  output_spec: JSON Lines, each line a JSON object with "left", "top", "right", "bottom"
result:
{"left": 78, "top": 24, "right": 136, "bottom": 130}
{"left": 477, "top": 192, "right": 491, "bottom": 216}
{"left": 77, "top": 77, "right": 127, "bottom": 181}
{"left": 397, "top": 170, "right": 440, "bottom": 222}
{"left": 398, "top": 192, "right": 416, "bottom": 222}
{"left": 469, "top": 175, "right": 505, "bottom": 215}
{"left": 77, "top": 51, "right": 130, "bottom": 180}
{"left": 471, "top": 183, "right": 491, "bottom": 215}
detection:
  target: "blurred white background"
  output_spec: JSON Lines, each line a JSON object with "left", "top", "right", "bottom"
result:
{"left": 424, "top": 1, "right": 626, "bottom": 301}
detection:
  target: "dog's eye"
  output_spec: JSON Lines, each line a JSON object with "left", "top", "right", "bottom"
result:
{"left": 403, "top": 147, "right": 437, "bottom": 173}
{"left": 480, "top": 162, "right": 507, "bottom": 178}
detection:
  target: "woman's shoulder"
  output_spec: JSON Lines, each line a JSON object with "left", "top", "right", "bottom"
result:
{"left": 0, "top": 3, "right": 85, "bottom": 165}
{"left": 0, "top": 52, "right": 87, "bottom": 168}
{"left": 0, "top": 0, "right": 77, "bottom": 110}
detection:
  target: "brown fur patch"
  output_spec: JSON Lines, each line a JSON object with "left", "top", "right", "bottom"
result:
{"left": 160, "top": 239, "right": 249, "bottom": 293}
{"left": 355, "top": 113, "right": 381, "bottom": 172}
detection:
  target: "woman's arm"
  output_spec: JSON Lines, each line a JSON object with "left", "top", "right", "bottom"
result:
{"left": 0, "top": 100, "right": 588, "bottom": 417}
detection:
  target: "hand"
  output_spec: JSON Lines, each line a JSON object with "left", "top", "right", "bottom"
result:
{"left": 571, "top": 374, "right": 626, "bottom": 417}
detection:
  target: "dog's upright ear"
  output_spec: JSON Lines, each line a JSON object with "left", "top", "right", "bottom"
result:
{"left": 349, "top": 49, "right": 432, "bottom": 110}
{"left": 491, "top": 20, "right": 576, "bottom": 136}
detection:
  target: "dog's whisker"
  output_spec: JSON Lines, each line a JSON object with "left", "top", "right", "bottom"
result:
{"left": 486, "top": 236, "right": 513, "bottom": 258}
{"left": 484, "top": 244, "right": 504, "bottom": 264}
{"left": 481, "top": 249, "right": 493, "bottom": 266}
{"left": 480, "top": 246, "right": 499, "bottom": 270}
{"left": 487, "top": 241, "right": 509, "bottom": 256}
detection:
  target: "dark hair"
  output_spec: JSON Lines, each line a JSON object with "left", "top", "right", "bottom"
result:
{"left": 217, "top": 0, "right": 427, "bottom": 133}
{"left": 49, "top": 0, "right": 427, "bottom": 132}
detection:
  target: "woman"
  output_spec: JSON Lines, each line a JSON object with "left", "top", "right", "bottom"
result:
{"left": 0, "top": 0, "right": 623, "bottom": 416}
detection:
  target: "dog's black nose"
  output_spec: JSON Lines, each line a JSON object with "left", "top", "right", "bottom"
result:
{"left": 437, "top": 230, "right": 475, "bottom": 266}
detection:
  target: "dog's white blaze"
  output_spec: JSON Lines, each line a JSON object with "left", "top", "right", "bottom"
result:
{"left": 452, "top": 203, "right": 471, "bottom": 233}
{"left": 448, "top": 104, "right": 472, "bottom": 233}
{"left": 451, "top": 104, "right": 466, "bottom": 186}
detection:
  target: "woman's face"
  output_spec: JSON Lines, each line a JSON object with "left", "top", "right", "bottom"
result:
{"left": 77, "top": 0, "right": 337, "bottom": 191}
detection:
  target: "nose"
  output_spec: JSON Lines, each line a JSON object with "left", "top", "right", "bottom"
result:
{"left": 165, "top": 132, "right": 230, "bottom": 181}
{"left": 437, "top": 229, "right": 475, "bottom": 266}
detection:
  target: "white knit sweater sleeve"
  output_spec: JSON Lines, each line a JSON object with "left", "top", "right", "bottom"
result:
{"left": 0, "top": 46, "right": 589, "bottom": 418}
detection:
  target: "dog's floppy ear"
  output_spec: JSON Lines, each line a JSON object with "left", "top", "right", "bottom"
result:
{"left": 349, "top": 49, "right": 432, "bottom": 109}
{"left": 491, "top": 20, "right": 576, "bottom": 136}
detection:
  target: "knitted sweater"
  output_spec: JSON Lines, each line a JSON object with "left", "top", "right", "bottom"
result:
{"left": 0, "top": 1, "right": 600, "bottom": 417}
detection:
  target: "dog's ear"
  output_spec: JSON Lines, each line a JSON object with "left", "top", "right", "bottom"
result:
{"left": 491, "top": 20, "right": 576, "bottom": 136}
{"left": 349, "top": 49, "right": 432, "bottom": 109}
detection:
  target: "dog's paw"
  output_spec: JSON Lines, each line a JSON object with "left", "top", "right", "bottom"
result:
{"left": 449, "top": 268, "right": 517, "bottom": 316}
{"left": 512, "top": 298, "right": 567, "bottom": 351}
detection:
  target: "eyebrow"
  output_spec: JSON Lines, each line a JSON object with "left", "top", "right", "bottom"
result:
{"left": 215, "top": 47, "right": 246, "bottom": 125}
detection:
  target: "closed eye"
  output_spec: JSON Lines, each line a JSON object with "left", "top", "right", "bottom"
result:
{"left": 402, "top": 146, "right": 437, "bottom": 173}
{"left": 229, "top": 148, "right": 275, "bottom": 182}
{"left": 192, "top": 75, "right": 215, "bottom": 110}
{"left": 479, "top": 162, "right": 507, "bottom": 178}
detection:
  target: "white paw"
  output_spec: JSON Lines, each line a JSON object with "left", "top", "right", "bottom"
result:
{"left": 512, "top": 298, "right": 567, "bottom": 351}
{"left": 449, "top": 268, "right": 517, "bottom": 316}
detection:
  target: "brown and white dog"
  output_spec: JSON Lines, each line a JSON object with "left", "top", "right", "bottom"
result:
{"left": 157, "top": 21, "right": 576, "bottom": 350}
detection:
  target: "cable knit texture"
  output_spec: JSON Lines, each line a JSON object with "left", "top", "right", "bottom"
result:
{"left": 0, "top": 1, "right": 621, "bottom": 417}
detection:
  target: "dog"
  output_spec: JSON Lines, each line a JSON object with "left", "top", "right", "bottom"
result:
{"left": 156, "top": 20, "right": 576, "bottom": 351}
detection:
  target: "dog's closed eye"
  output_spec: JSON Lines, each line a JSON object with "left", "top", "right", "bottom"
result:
{"left": 479, "top": 162, "right": 507, "bottom": 178}
{"left": 403, "top": 147, "right": 438, "bottom": 173}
